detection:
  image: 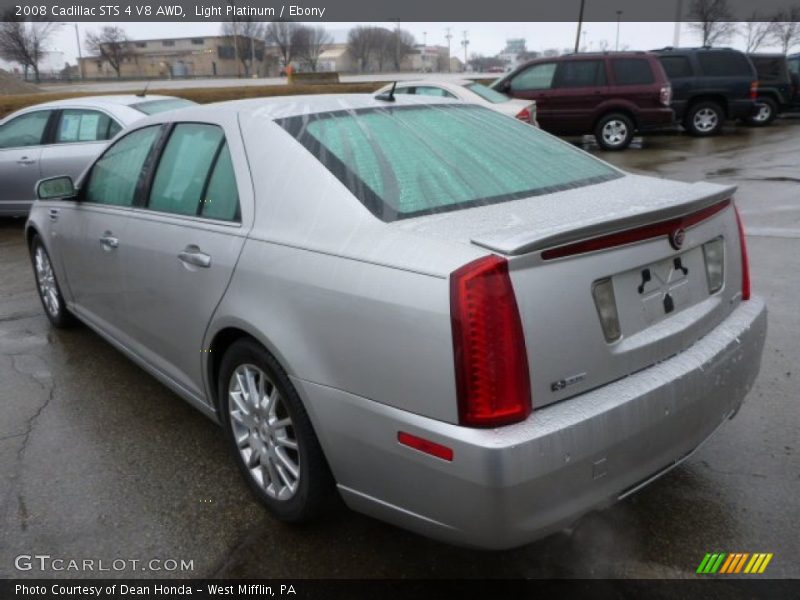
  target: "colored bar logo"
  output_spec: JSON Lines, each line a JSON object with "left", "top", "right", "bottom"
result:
{"left": 697, "top": 552, "right": 773, "bottom": 574}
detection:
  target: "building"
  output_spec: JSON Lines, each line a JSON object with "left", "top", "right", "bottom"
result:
{"left": 80, "top": 35, "right": 266, "bottom": 79}
{"left": 497, "top": 38, "right": 528, "bottom": 71}
{"left": 402, "top": 45, "right": 451, "bottom": 72}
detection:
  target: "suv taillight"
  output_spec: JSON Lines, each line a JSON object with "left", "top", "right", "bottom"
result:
{"left": 660, "top": 84, "right": 672, "bottom": 106}
{"left": 734, "top": 206, "right": 751, "bottom": 301}
{"left": 750, "top": 81, "right": 759, "bottom": 100}
{"left": 515, "top": 106, "right": 533, "bottom": 123}
{"left": 450, "top": 255, "right": 531, "bottom": 427}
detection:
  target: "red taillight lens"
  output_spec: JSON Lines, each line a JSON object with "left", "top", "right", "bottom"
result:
{"left": 734, "top": 206, "right": 751, "bottom": 301}
{"left": 515, "top": 107, "right": 532, "bottom": 123}
{"left": 450, "top": 255, "right": 531, "bottom": 427}
{"left": 750, "top": 81, "right": 759, "bottom": 100}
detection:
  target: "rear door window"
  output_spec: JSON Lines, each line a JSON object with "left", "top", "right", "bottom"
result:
{"left": 554, "top": 60, "right": 607, "bottom": 88}
{"left": 510, "top": 63, "right": 557, "bottom": 91}
{"left": 697, "top": 51, "right": 752, "bottom": 76}
{"left": 659, "top": 55, "right": 692, "bottom": 78}
{"left": 413, "top": 86, "right": 457, "bottom": 98}
{"left": 611, "top": 58, "right": 655, "bottom": 85}
{"left": 0, "top": 110, "right": 52, "bottom": 149}
{"left": 55, "top": 109, "right": 121, "bottom": 143}
{"left": 85, "top": 126, "right": 161, "bottom": 207}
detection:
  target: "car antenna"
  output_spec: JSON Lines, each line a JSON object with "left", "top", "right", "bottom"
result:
{"left": 136, "top": 82, "right": 150, "bottom": 98}
{"left": 375, "top": 81, "right": 397, "bottom": 102}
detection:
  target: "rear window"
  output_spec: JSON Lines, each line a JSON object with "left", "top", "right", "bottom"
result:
{"left": 131, "top": 98, "right": 196, "bottom": 115}
{"left": 697, "top": 51, "right": 753, "bottom": 77}
{"left": 278, "top": 105, "right": 620, "bottom": 222}
{"left": 464, "top": 83, "right": 510, "bottom": 103}
{"left": 659, "top": 55, "right": 692, "bottom": 78}
{"left": 612, "top": 58, "right": 655, "bottom": 85}
{"left": 790, "top": 58, "right": 800, "bottom": 75}
{"left": 749, "top": 56, "right": 787, "bottom": 81}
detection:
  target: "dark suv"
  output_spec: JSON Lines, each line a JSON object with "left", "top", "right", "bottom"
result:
{"left": 747, "top": 54, "right": 800, "bottom": 124}
{"left": 491, "top": 52, "right": 674, "bottom": 150}
{"left": 652, "top": 47, "right": 758, "bottom": 136}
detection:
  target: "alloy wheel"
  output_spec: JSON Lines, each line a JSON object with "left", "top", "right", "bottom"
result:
{"left": 602, "top": 119, "right": 628, "bottom": 146}
{"left": 753, "top": 104, "right": 772, "bottom": 123}
{"left": 693, "top": 108, "right": 719, "bottom": 132}
{"left": 34, "top": 245, "right": 60, "bottom": 319}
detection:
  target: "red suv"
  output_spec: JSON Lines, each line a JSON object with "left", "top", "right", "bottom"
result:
{"left": 492, "top": 52, "right": 674, "bottom": 150}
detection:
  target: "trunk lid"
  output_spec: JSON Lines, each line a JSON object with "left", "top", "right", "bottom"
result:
{"left": 395, "top": 174, "right": 745, "bottom": 409}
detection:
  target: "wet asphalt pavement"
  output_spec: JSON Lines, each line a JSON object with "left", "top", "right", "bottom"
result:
{"left": 1, "top": 120, "right": 798, "bottom": 580}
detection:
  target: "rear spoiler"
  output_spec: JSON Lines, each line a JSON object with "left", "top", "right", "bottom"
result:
{"left": 471, "top": 184, "right": 737, "bottom": 257}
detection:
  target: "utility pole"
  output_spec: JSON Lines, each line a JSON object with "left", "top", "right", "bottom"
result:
{"left": 391, "top": 19, "right": 401, "bottom": 71}
{"left": 74, "top": 23, "right": 83, "bottom": 79}
{"left": 616, "top": 11, "right": 622, "bottom": 51}
{"left": 445, "top": 27, "right": 452, "bottom": 72}
{"left": 574, "top": 0, "right": 586, "bottom": 53}
{"left": 461, "top": 31, "right": 469, "bottom": 70}
{"left": 673, "top": 0, "right": 684, "bottom": 47}
{"left": 250, "top": 35, "right": 256, "bottom": 77}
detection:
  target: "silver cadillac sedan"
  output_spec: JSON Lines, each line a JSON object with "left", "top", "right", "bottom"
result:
{"left": 25, "top": 95, "right": 766, "bottom": 549}
{"left": 0, "top": 94, "right": 194, "bottom": 217}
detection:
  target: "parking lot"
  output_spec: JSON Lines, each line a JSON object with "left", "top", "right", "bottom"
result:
{"left": 1, "top": 120, "right": 798, "bottom": 579}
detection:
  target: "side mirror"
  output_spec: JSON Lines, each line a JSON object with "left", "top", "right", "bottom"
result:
{"left": 37, "top": 176, "right": 76, "bottom": 201}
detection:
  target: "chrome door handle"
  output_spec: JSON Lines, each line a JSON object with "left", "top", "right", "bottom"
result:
{"left": 99, "top": 235, "right": 119, "bottom": 249}
{"left": 17, "top": 157, "right": 36, "bottom": 166}
{"left": 49, "top": 209, "right": 59, "bottom": 221}
{"left": 178, "top": 247, "right": 211, "bottom": 268}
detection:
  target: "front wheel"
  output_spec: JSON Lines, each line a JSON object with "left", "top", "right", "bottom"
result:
{"left": 594, "top": 113, "right": 634, "bottom": 151}
{"left": 218, "top": 339, "right": 335, "bottom": 522}
{"left": 30, "top": 235, "right": 74, "bottom": 328}
{"left": 685, "top": 101, "right": 724, "bottom": 136}
{"left": 746, "top": 97, "right": 777, "bottom": 126}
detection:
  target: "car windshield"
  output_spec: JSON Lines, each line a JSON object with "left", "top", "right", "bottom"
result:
{"left": 130, "top": 98, "right": 196, "bottom": 115}
{"left": 464, "top": 83, "right": 511, "bottom": 104}
{"left": 278, "top": 104, "right": 620, "bottom": 222}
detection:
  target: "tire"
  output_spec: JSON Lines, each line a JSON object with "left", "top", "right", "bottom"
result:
{"left": 30, "top": 235, "right": 75, "bottom": 328}
{"left": 746, "top": 97, "right": 778, "bottom": 126}
{"left": 594, "top": 113, "right": 634, "bottom": 151}
{"left": 218, "top": 338, "right": 335, "bottom": 522}
{"left": 685, "top": 101, "right": 724, "bottom": 136}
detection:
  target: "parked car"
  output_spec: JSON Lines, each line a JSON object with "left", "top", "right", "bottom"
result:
{"left": 787, "top": 53, "right": 800, "bottom": 109}
{"left": 374, "top": 79, "right": 537, "bottom": 124}
{"left": 0, "top": 95, "right": 195, "bottom": 217}
{"left": 26, "top": 95, "right": 766, "bottom": 549}
{"left": 745, "top": 54, "right": 800, "bottom": 125}
{"left": 491, "top": 51, "right": 674, "bottom": 150}
{"left": 651, "top": 47, "right": 759, "bottom": 136}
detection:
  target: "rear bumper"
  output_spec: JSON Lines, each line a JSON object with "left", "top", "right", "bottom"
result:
{"left": 295, "top": 297, "right": 767, "bottom": 550}
{"left": 729, "top": 99, "right": 759, "bottom": 119}
{"left": 635, "top": 107, "right": 676, "bottom": 132}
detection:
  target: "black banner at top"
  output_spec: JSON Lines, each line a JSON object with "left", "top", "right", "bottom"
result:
{"left": 2, "top": 0, "right": 800, "bottom": 22}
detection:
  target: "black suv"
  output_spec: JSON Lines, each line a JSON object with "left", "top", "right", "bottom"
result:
{"left": 652, "top": 47, "right": 758, "bottom": 136}
{"left": 747, "top": 54, "right": 800, "bottom": 125}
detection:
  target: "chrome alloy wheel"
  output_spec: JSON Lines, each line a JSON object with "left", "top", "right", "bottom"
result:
{"left": 228, "top": 364, "right": 300, "bottom": 500}
{"left": 602, "top": 119, "right": 628, "bottom": 146}
{"left": 753, "top": 103, "right": 772, "bottom": 123}
{"left": 34, "top": 245, "right": 59, "bottom": 318}
{"left": 693, "top": 108, "right": 719, "bottom": 132}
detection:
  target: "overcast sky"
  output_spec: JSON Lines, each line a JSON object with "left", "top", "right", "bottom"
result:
{"left": 31, "top": 21, "right": 793, "bottom": 66}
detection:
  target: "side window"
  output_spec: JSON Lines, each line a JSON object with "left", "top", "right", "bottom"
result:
{"left": 200, "top": 142, "right": 239, "bottom": 221}
{"left": 789, "top": 58, "right": 800, "bottom": 76}
{"left": 697, "top": 51, "right": 752, "bottom": 77}
{"left": 510, "top": 63, "right": 557, "bottom": 91}
{"left": 85, "top": 126, "right": 161, "bottom": 207}
{"left": 612, "top": 59, "right": 655, "bottom": 85}
{"left": 55, "top": 109, "right": 121, "bottom": 143}
{"left": 148, "top": 123, "right": 229, "bottom": 218}
{"left": 554, "top": 60, "right": 606, "bottom": 88}
{"left": 414, "top": 86, "right": 457, "bottom": 98}
{"left": 392, "top": 87, "right": 414, "bottom": 95}
{"left": 659, "top": 56, "right": 692, "bottom": 78}
{"left": 0, "top": 110, "right": 52, "bottom": 149}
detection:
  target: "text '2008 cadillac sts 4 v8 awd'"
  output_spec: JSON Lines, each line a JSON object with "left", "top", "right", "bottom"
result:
{"left": 26, "top": 94, "right": 766, "bottom": 549}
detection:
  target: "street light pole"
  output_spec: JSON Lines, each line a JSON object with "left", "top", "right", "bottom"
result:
{"left": 574, "top": 0, "right": 586, "bottom": 53}
{"left": 673, "top": 0, "right": 684, "bottom": 47}
{"left": 616, "top": 10, "right": 622, "bottom": 51}
{"left": 74, "top": 23, "right": 83, "bottom": 79}
{"left": 461, "top": 31, "right": 469, "bottom": 70}
{"left": 445, "top": 27, "right": 452, "bottom": 72}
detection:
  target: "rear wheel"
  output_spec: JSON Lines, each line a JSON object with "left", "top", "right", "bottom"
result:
{"left": 746, "top": 97, "right": 777, "bottom": 126}
{"left": 685, "top": 101, "right": 723, "bottom": 136}
{"left": 218, "top": 338, "right": 335, "bottom": 522}
{"left": 30, "top": 235, "right": 74, "bottom": 328}
{"left": 594, "top": 113, "right": 634, "bottom": 151}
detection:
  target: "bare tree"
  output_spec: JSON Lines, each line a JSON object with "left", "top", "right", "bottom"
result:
{"left": 265, "top": 21, "right": 300, "bottom": 68}
{"left": 85, "top": 26, "right": 130, "bottom": 78}
{"left": 293, "top": 26, "right": 332, "bottom": 72}
{"left": 687, "top": 0, "right": 737, "bottom": 46}
{"left": 373, "top": 28, "right": 396, "bottom": 72}
{"left": 221, "top": 18, "right": 264, "bottom": 76}
{"left": 740, "top": 16, "right": 776, "bottom": 53}
{"left": 391, "top": 29, "right": 415, "bottom": 71}
{"left": 771, "top": 7, "right": 800, "bottom": 53}
{"left": 0, "top": 15, "right": 58, "bottom": 82}
{"left": 347, "top": 26, "right": 377, "bottom": 72}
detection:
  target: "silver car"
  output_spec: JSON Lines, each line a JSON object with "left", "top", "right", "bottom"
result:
{"left": 25, "top": 95, "right": 766, "bottom": 549}
{"left": 0, "top": 94, "right": 195, "bottom": 217}
{"left": 375, "top": 79, "right": 537, "bottom": 124}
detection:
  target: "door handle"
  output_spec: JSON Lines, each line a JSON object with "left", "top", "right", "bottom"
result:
{"left": 178, "top": 246, "right": 211, "bottom": 268}
{"left": 49, "top": 209, "right": 59, "bottom": 221}
{"left": 17, "top": 157, "right": 36, "bottom": 166}
{"left": 99, "top": 235, "right": 119, "bottom": 249}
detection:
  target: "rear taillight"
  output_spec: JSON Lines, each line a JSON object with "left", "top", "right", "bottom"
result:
{"left": 515, "top": 106, "right": 533, "bottom": 123}
{"left": 750, "top": 81, "right": 759, "bottom": 100}
{"left": 450, "top": 255, "right": 531, "bottom": 427}
{"left": 660, "top": 84, "right": 672, "bottom": 106}
{"left": 734, "top": 206, "right": 751, "bottom": 301}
